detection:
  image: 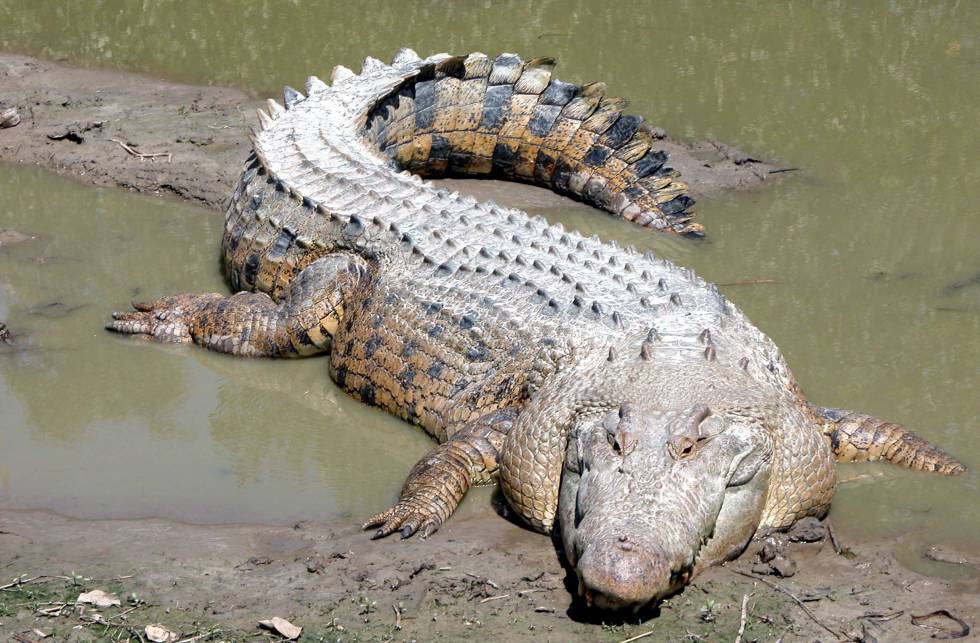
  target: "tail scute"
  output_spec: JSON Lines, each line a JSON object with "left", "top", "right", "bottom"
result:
{"left": 363, "top": 51, "right": 700, "bottom": 236}
{"left": 811, "top": 405, "right": 967, "bottom": 475}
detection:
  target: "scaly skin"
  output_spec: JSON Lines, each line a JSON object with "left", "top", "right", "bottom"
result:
{"left": 107, "top": 49, "right": 966, "bottom": 610}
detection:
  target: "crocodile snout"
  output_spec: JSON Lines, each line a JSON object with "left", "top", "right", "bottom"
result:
{"left": 576, "top": 537, "right": 671, "bottom": 610}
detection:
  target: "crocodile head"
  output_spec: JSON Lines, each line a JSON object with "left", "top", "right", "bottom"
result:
{"left": 558, "top": 401, "right": 774, "bottom": 611}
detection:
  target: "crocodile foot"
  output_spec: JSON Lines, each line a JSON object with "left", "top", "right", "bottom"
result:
{"left": 106, "top": 293, "right": 222, "bottom": 342}
{"left": 363, "top": 441, "right": 479, "bottom": 540}
{"left": 363, "top": 492, "right": 446, "bottom": 540}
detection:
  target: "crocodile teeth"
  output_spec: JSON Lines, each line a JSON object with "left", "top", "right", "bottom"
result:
{"left": 391, "top": 47, "right": 421, "bottom": 65}
{"left": 305, "top": 75, "right": 328, "bottom": 95}
{"left": 265, "top": 99, "right": 285, "bottom": 119}
{"left": 256, "top": 109, "right": 273, "bottom": 131}
{"left": 361, "top": 56, "right": 386, "bottom": 74}
{"left": 331, "top": 65, "right": 355, "bottom": 83}
{"left": 282, "top": 85, "right": 304, "bottom": 109}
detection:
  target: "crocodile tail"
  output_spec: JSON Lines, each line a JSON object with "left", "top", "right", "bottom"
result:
{"left": 365, "top": 52, "right": 700, "bottom": 237}
{"left": 810, "top": 405, "right": 967, "bottom": 475}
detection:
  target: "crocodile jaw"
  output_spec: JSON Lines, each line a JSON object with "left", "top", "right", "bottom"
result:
{"left": 557, "top": 404, "right": 774, "bottom": 610}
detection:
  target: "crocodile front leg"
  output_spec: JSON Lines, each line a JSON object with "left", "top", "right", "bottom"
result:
{"left": 106, "top": 253, "right": 371, "bottom": 357}
{"left": 365, "top": 407, "right": 518, "bottom": 539}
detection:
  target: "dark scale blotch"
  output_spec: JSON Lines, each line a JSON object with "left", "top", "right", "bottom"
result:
{"left": 428, "top": 323, "right": 445, "bottom": 338}
{"left": 448, "top": 151, "right": 472, "bottom": 174}
{"left": 552, "top": 159, "right": 575, "bottom": 192}
{"left": 333, "top": 365, "right": 348, "bottom": 388}
{"left": 467, "top": 344, "right": 490, "bottom": 362}
{"left": 496, "top": 375, "right": 515, "bottom": 397}
{"left": 250, "top": 191, "right": 264, "bottom": 209}
{"left": 364, "top": 337, "right": 381, "bottom": 359}
{"left": 243, "top": 253, "right": 261, "bottom": 288}
{"left": 430, "top": 134, "right": 452, "bottom": 161}
{"left": 660, "top": 195, "right": 695, "bottom": 217}
{"left": 583, "top": 144, "right": 613, "bottom": 168}
{"left": 492, "top": 142, "right": 517, "bottom": 174}
{"left": 428, "top": 362, "right": 445, "bottom": 378}
{"left": 424, "top": 301, "right": 443, "bottom": 315}
{"left": 361, "top": 296, "right": 374, "bottom": 311}
{"left": 267, "top": 226, "right": 297, "bottom": 260}
{"left": 830, "top": 429, "right": 841, "bottom": 452}
{"left": 402, "top": 340, "right": 418, "bottom": 358}
{"left": 632, "top": 150, "right": 668, "bottom": 178}
{"left": 384, "top": 292, "right": 399, "bottom": 305}
{"left": 359, "top": 383, "right": 376, "bottom": 405}
{"left": 413, "top": 77, "right": 437, "bottom": 127}
{"left": 527, "top": 104, "right": 563, "bottom": 137}
{"left": 459, "top": 313, "right": 478, "bottom": 330}
{"left": 480, "top": 85, "right": 513, "bottom": 129}
{"left": 601, "top": 114, "right": 644, "bottom": 149}
{"left": 540, "top": 80, "right": 578, "bottom": 106}
{"left": 400, "top": 366, "right": 417, "bottom": 390}
{"left": 450, "top": 377, "right": 471, "bottom": 397}
{"left": 534, "top": 149, "right": 559, "bottom": 183}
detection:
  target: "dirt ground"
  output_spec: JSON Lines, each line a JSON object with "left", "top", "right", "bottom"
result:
{"left": 1, "top": 54, "right": 977, "bottom": 642}
{"left": 0, "top": 53, "right": 783, "bottom": 214}
{"left": 1, "top": 508, "right": 977, "bottom": 642}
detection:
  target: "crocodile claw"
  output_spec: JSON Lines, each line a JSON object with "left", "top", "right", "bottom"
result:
{"left": 363, "top": 498, "right": 443, "bottom": 541}
{"left": 106, "top": 293, "right": 221, "bottom": 343}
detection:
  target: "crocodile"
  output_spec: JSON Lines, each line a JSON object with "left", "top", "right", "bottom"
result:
{"left": 106, "top": 50, "right": 966, "bottom": 610}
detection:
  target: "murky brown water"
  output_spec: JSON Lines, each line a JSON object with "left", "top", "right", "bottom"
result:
{"left": 1, "top": 1, "right": 977, "bottom": 557}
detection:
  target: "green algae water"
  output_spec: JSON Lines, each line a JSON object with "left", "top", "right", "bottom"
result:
{"left": 0, "top": 1, "right": 977, "bottom": 560}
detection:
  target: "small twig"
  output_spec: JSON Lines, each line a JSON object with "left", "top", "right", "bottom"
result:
{"left": 392, "top": 604, "right": 402, "bottom": 630}
{"left": 517, "top": 588, "right": 543, "bottom": 597}
{"left": 108, "top": 138, "right": 172, "bottom": 163}
{"left": 728, "top": 569, "right": 841, "bottom": 640}
{"left": 735, "top": 592, "right": 752, "bottom": 643}
{"left": 618, "top": 631, "right": 655, "bottom": 643}
{"left": 825, "top": 518, "right": 843, "bottom": 555}
{"left": 863, "top": 610, "right": 904, "bottom": 622}
{"left": 719, "top": 278, "right": 780, "bottom": 287}
{"left": 175, "top": 629, "right": 221, "bottom": 643}
{"left": 768, "top": 167, "right": 800, "bottom": 174}
{"left": 0, "top": 575, "right": 69, "bottom": 591}
{"left": 479, "top": 593, "right": 510, "bottom": 604}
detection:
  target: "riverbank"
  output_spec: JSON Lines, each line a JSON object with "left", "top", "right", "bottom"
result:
{"left": 1, "top": 508, "right": 976, "bottom": 642}
{"left": 1, "top": 53, "right": 977, "bottom": 642}
{"left": 0, "top": 53, "right": 782, "bottom": 214}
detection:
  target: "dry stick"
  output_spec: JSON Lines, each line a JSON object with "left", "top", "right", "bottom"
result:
{"left": 728, "top": 569, "right": 841, "bottom": 640}
{"left": 108, "top": 138, "right": 172, "bottom": 163}
{"left": 0, "top": 574, "right": 69, "bottom": 591}
{"left": 719, "top": 278, "right": 780, "bottom": 287}
{"left": 618, "top": 631, "right": 655, "bottom": 643}
{"left": 735, "top": 592, "right": 752, "bottom": 643}
{"left": 393, "top": 604, "right": 402, "bottom": 630}
{"left": 479, "top": 593, "right": 510, "bottom": 604}
{"left": 825, "top": 518, "right": 844, "bottom": 555}
{"left": 176, "top": 630, "right": 221, "bottom": 643}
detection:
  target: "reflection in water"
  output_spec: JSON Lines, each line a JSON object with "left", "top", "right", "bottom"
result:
{"left": 0, "top": 1, "right": 977, "bottom": 554}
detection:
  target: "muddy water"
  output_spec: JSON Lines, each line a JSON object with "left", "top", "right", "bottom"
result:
{"left": 1, "top": 1, "right": 978, "bottom": 557}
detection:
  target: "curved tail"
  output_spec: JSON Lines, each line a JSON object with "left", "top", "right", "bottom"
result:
{"left": 362, "top": 51, "right": 699, "bottom": 236}
{"left": 810, "top": 405, "right": 966, "bottom": 475}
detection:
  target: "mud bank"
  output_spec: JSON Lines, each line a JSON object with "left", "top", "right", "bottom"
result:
{"left": 0, "top": 53, "right": 781, "bottom": 213}
{"left": 1, "top": 509, "right": 976, "bottom": 642}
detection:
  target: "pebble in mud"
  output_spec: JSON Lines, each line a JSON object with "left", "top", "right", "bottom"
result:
{"left": 0, "top": 107, "right": 20, "bottom": 128}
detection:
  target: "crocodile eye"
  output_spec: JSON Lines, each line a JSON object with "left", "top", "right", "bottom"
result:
{"left": 677, "top": 437, "right": 697, "bottom": 458}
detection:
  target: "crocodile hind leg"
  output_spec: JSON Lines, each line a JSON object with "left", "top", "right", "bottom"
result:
{"left": 106, "top": 253, "right": 371, "bottom": 357}
{"left": 364, "top": 407, "right": 518, "bottom": 539}
{"left": 811, "top": 405, "right": 966, "bottom": 475}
